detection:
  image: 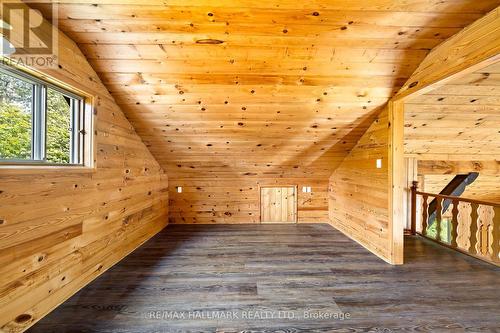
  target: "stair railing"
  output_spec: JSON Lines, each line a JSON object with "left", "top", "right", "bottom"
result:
{"left": 410, "top": 181, "right": 500, "bottom": 267}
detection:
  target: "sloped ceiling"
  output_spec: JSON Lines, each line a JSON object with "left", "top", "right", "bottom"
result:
{"left": 406, "top": 60, "right": 500, "bottom": 204}
{"left": 405, "top": 61, "right": 500, "bottom": 160}
{"left": 31, "top": 0, "right": 499, "bottom": 178}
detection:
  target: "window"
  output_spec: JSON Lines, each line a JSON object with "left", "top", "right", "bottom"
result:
{"left": 0, "top": 64, "right": 87, "bottom": 165}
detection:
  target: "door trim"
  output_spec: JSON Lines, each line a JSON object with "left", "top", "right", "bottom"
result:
{"left": 259, "top": 185, "right": 298, "bottom": 224}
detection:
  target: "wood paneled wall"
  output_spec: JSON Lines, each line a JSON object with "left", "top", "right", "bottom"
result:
{"left": 328, "top": 108, "right": 391, "bottom": 262}
{"left": 418, "top": 160, "right": 500, "bottom": 175}
{"left": 418, "top": 160, "right": 500, "bottom": 204}
{"left": 0, "top": 18, "right": 169, "bottom": 333}
{"left": 388, "top": 7, "right": 500, "bottom": 264}
{"left": 422, "top": 174, "right": 500, "bottom": 203}
{"left": 405, "top": 62, "right": 500, "bottom": 160}
{"left": 404, "top": 60, "right": 500, "bottom": 204}
{"left": 169, "top": 177, "right": 327, "bottom": 224}
{"left": 25, "top": 1, "right": 498, "bottom": 218}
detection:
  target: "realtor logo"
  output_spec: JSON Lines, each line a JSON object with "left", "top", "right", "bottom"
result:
{"left": 0, "top": 1, "right": 58, "bottom": 67}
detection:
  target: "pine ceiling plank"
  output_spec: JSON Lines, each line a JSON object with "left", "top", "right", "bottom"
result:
{"left": 58, "top": 20, "right": 462, "bottom": 41}
{"left": 32, "top": 4, "right": 485, "bottom": 27}
{"left": 405, "top": 61, "right": 500, "bottom": 159}
{"left": 78, "top": 44, "right": 428, "bottom": 63}
{"left": 67, "top": 32, "right": 445, "bottom": 50}
{"left": 28, "top": 0, "right": 500, "bottom": 13}
{"left": 97, "top": 72, "right": 407, "bottom": 87}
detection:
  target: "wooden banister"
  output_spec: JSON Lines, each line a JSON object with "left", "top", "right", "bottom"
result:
{"left": 436, "top": 197, "right": 442, "bottom": 242}
{"left": 411, "top": 183, "right": 500, "bottom": 267}
{"left": 469, "top": 203, "right": 479, "bottom": 255}
{"left": 422, "top": 194, "right": 428, "bottom": 237}
{"left": 491, "top": 206, "right": 500, "bottom": 262}
{"left": 450, "top": 199, "right": 459, "bottom": 248}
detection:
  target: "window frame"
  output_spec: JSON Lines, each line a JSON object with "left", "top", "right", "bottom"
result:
{"left": 0, "top": 64, "right": 89, "bottom": 167}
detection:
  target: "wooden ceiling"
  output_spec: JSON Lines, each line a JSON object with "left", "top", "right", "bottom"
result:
{"left": 31, "top": 0, "right": 499, "bottom": 178}
{"left": 405, "top": 61, "right": 500, "bottom": 160}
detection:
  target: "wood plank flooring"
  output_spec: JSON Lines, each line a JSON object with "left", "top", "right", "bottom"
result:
{"left": 27, "top": 224, "right": 500, "bottom": 333}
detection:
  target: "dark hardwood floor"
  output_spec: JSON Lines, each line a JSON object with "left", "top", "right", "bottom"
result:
{"left": 28, "top": 224, "right": 500, "bottom": 333}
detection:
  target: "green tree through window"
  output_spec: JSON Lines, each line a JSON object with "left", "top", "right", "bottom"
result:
{"left": 46, "top": 88, "right": 71, "bottom": 163}
{"left": 0, "top": 73, "right": 33, "bottom": 159}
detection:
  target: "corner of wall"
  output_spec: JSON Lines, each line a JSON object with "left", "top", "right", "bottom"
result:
{"left": 327, "top": 107, "right": 395, "bottom": 263}
{"left": 0, "top": 11, "right": 169, "bottom": 332}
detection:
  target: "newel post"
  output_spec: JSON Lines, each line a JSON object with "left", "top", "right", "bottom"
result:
{"left": 410, "top": 181, "right": 418, "bottom": 235}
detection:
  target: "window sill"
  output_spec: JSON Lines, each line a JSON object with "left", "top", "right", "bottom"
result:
{"left": 0, "top": 164, "right": 96, "bottom": 175}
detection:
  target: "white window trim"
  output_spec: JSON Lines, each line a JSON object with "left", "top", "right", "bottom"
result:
{"left": 0, "top": 64, "right": 91, "bottom": 167}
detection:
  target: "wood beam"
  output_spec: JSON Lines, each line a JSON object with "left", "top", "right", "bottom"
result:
{"left": 418, "top": 160, "right": 500, "bottom": 175}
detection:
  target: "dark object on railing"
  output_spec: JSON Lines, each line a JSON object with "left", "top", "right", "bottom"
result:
{"left": 410, "top": 181, "right": 418, "bottom": 235}
{"left": 428, "top": 172, "right": 479, "bottom": 226}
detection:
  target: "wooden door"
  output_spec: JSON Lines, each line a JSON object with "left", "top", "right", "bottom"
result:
{"left": 260, "top": 186, "right": 297, "bottom": 223}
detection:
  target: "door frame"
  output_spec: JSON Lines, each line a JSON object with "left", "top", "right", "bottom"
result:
{"left": 259, "top": 185, "right": 298, "bottom": 224}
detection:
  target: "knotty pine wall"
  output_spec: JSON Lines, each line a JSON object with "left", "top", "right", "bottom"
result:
{"left": 404, "top": 62, "right": 500, "bottom": 161}
{"left": 328, "top": 108, "right": 391, "bottom": 262}
{"left": 422, "top": 174, "right": 500, "bottom": 203}
{"left": 418, "top": 160, "right": 500, "bottom": 203}
{"left": 169, "top": 177, "right": 328, "bottom": 224}
{"left": 39, "top": 1, "right": 498, "bottom": 230}
{"left": 0, "top": 23, "right": 168, "bottom": 332}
